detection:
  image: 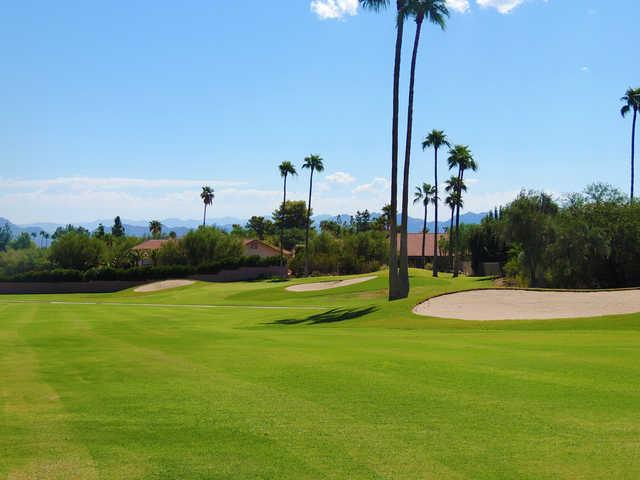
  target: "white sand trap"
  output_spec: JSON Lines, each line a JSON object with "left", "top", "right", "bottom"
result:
{"left": 134, "top": 280, "right": 195, "bottom": 293}
{"left": 287, "top": 276, "right": 377, "bottom": 292}
{"left": 413, "top": 288, "right": 640, "bottom": 321}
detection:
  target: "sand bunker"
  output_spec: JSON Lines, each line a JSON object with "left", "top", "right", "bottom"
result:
{"left": 134, "top": 280, "right": 195, "bottom": 293}
{"left": 287, "top": 276, "right": 377, "bottom": 292}
{"left": 413, "top": 289, "right": 640, "bottom": 321}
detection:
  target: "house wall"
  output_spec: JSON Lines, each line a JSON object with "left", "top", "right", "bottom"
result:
{"left": 243, "top": 242, "right": 280, "bottom": 258}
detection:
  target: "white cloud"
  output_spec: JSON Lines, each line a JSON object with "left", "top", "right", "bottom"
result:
{"left": 311, "top": 0, "right": 359, "bottom": 20}
{"left": 447, "top": 0, "right": 471, "bottom": 13}
{"left": 580, "top": 66, "right": 590, "bottom": 73}
{"left": 325, "top": 171, "right": 356, "bottom": 184}
{"left": 476, "top": 0, "right": 525, "bottom": 14}
{"left": 353, "top": 177, "right": 390, "bottom": 194}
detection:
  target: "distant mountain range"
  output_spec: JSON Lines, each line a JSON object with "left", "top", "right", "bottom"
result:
{"left": 0, "top": 211, "right": 488, "bottom": 239}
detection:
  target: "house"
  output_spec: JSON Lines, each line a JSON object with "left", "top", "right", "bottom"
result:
{"left": 131, "top": 239, "right": 173, "bottom": 266}
{"left": 396, "top": 233, "right": 447, "bottom": 268}
{"left": 243, "top": 239, "right": 292, "bottom": 259}
{"left": 130, "top": 238, "right": 291, "bottom": 266}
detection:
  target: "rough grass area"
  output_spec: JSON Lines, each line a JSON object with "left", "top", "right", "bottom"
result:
{"left": 1, "top": 270, "right": 639, "bottom": 479}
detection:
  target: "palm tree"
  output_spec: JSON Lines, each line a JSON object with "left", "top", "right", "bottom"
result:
{"left": 621, "top": 88, "right": 640, "bottom": 202}
{"left": 44, "top": 232, "right": 50, "bottom": 248}
{"left": 422, "top": 129, "right": 450, "bottom": 277}
{"left": 149, "top": 220, "right": 162, "bottom": 239}
{"left": 200, "top": 186, "right": 215, "bottom": 227}
{"left": 444, "top": 176, "right": 465, "bottom": 272}
{"left": 302, "top": 154, "right": 325, "bottom": 276}
{"left": 39, "top": 230, "right": 46, "bottom": 248}
{"left": 447, "top": 145, "right": 477, "bottom": 277}
{"left": 413, "top": 183, "right": 435, "bottom": 268}
{"left": 399, "top": 0, "right": 449, "bottom": 296}
{"left": 360, "top": 0, "right": 408, "bottom": 300}
{"left": 278, "top": 161, "right": 297, "bottom": 264}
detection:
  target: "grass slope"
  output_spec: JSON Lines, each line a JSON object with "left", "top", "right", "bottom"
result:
{"left": 1, "top": 270, "right": 639, "bottom": 479}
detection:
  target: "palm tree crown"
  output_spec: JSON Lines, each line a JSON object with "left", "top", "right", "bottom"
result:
{"left": 422, "top": 129, "right": 450, "bottom": 151}
{"left": 448, "top": 145, "right": 477, "bottom": 176}
{"left": 279, "top": 161, "right": 297, "bottom": 179}
{"left": 621, "top": 88, "right": 640, "bottom": 118}
{"left": 149, "top": 220, "right": 162, "bottom": 238}
{"left": 302, "top": 155, "right": 325, "bottom": 173}
{"left": 413, "top": 183, "right": 436, "bottom": 206}
{"left": 200, "top": 186, "right": 214, "bottom": 206}
{"left": 404, "top": 0, "right": 448, "bottom": 29}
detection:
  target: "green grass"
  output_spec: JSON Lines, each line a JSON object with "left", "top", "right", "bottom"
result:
{"left": 1, "top": 270, "right": 639, "bottom": 479}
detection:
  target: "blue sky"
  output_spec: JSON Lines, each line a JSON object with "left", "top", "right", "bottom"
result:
{"left": 1, "top": 0, "right": 638, "bottom": 223}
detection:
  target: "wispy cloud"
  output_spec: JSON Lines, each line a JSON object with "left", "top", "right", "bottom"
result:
{"left": 311, "top": 0, "right": 359, "bottom": 20}
{"left": 325, "top": 171, "right": 356, "bottom": 184}
{"left": 0, "top": 177, "right": 246, "bottom": 191}
{"left": 447, "top": 0, "right": 471, "bottom": 13}
{"left": 476, "top": 0, "right": 526, "bottom": 14}
{"left": 580, "top": 66, "right": 590, "bottom": 73}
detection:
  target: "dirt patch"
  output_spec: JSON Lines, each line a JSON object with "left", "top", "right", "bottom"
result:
{"left": 286, "top": 276, "right": 377, "bottom": 292}
{"left": 413, "top": 288, "right": 640, "bottom": 321}
{"left": 134, "top": 280, "right": 195, "bottom": 293}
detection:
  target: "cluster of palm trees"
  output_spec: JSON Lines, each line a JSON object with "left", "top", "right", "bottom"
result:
{"left": 278, "top": 155, "right": 325, "bottom": 276}
{"left": 416, "top": 132, "right": 476, "bottom": 278}
{"left": 360, "top": 0, "right": 459, "bottom": 299}
{"left": 621, "top": 87, "right": 640, "bottom": 202}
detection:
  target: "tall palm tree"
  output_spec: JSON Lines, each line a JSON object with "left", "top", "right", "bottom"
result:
{"left": 621, "top": 88, "right": 640, "bottom": 202}
{"left": 278, "top": 161, "right": 297, "bottom": 265}
{"left": 302, "top": 154, "right": 325, "bottom": 276}
{"left": 444, "top": 176, "right": 466, "bottom": 272}
{"left": 200, "top": 186, "right": 215, "bottom": 227}
{"left": 360, "top": 0, "right": 407, "bottom": 300}
{"left": 447, "top": 145, "right": 477, "bottom": 277}
{"left": 399, "top": 0, "right": 449, "bottom": 296}
{"left": 39, "top": 230, "right": 46, "bottom": 248}
{"left": 149, "top": 220, "right": 163, "bottom": 239}
{"left": 413, "top": 183, "right": 435, "bottom": 268}
{"left": 422, "top": 129, "right": 450, "bottom": 277}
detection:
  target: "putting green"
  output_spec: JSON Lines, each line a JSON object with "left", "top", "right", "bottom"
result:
{"left": 1, "top": 270, "right": 639, "bottom": 479}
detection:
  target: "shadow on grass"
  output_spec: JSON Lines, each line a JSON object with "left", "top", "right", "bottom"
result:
{"left": 273, "top": 306, "right": 379, "bottom": 325}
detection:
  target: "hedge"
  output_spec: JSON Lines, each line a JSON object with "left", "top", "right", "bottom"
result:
{"left": 0, "top": 256, "right": 282, "bottom": 283}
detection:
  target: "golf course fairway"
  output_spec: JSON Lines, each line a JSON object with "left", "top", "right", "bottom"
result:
{"left": 1, "top": 270, "right": 639, "bottom": 479}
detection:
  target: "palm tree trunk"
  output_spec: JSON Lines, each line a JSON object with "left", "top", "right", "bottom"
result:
{"left": 632, "top": 108, "right": 637, "bottom": 202}
{"left": 449, "top": 207, "right": 454, "bottom": 271}
{"left": 304, "top": 168, "right": 314, "bottom": 276}
{"left": 421, "top": 203, "right": 427, "bottom": 268}
{"left": 433, "top": 147, "right": 439, "bottom": 277}
{"left": 388, "top": 1, "right": 406, "bottom": 301}
{"left": 399, "top": 14, "right": 424, "bottom": 298}
{"left": 453, "top": 169, "right": 465, "bottom": 278}
{"left": 202, "top": 204, "right": 207, "bottom": 227}
{"left": 280, "top": 175, "right": 287, "bottom": 266}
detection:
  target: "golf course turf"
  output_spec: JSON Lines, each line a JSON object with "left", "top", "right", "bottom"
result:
{"left": 1, "top": 270, "right": 639, "bottom": 479}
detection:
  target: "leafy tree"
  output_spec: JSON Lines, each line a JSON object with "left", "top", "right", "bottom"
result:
{"left": 94, "top": 224, "right": 106, "bottom": 240}
{"left": 501, "top": 191, "right": 558, "bottom": 286}
{"left": 112, "top": 216, "right": 125, "bottom": 237}
{"left": 246, "top": 216, "right": 274, "bottom": 240}
{"left": 399, "top": 0, "right": 449, "bottom": 296}
{"left": 423, "top": 129, "right": 450, "bottom": 276}
{"left": 272, "top": 200, "right": 310, "bottom": 251}
{"left": 0, "top": 247, "right": 51, "bottom": 277}
{"left": 447, "top": 145, "right": 477, "bottom": 277}
{"left": 148, "top": 220, "right": 163, "bottom": 239}
{"left": 49, "top": 231, "right": 105, "bottom": 270}
{"left": 181, "top": 227, "right": 243, "bottom": 266}
{"left": 156, "top": 240, "right": 187, "bottom": 266}
{"left": 320, "top": 220, "right": 343, "bottom": 236}
{"left": 413, "top": 182, "right": 436, "bottom": 267}
{"left": 9, "top": 232, "right": 35, "bottom": 250}
{"left": 0, "top": 223, "right": 11, "bottom": 252}
{"left": 354, "top": 210, "right": 372, "bottom": 233}
{"left": 278, "top": 161, "right": 297, "bottom": 263}
{"left": 302, "top": 154, "right": 325, "bottom": 276}
{"left": 621, "top": 87, "right": 640, "bottom": 201}
{"left": 201, "top": 186, "right": 215, "bottom": 226}
{"left": 359, "top": 0, "right": 407, "bottom": 300}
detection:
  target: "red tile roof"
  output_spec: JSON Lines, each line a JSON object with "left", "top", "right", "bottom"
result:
{"left": 131, "top": 239, "right": 172, "bottom": 251}
{"left": 396, "top": 233, "right": 447, "bottom": 258}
